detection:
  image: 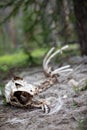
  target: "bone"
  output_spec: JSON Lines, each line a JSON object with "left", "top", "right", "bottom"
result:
{"left": 52, "top": 65, "right": 73, "bottom": 75}
{"left": 43, "top": 47, "right": 55, "bottom": 67}
{"left": 47, "top": 96, "right": 63, "bottom": 115}
{"left": 51, "top": 65, "right": 71, "bottom": 74}
{"left": 45, "top": 45, "right": 69, "bottom": 71}
{"left": 4, "top": 45, "right": 72, "bottom": 114}
{"left": 54, "top": 69, "right": 73, "bottom": 74}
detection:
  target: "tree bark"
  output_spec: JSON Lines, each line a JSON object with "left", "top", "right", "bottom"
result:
{"left": 62, "top": 0, "right": 71, "bottom": 44}
{"left": 73, "top": 0, "right": 87, "bottom": 55}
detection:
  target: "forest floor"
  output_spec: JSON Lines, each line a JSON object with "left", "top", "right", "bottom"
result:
{"left": 0, "top": 56, "right": 87, "bottom": 130}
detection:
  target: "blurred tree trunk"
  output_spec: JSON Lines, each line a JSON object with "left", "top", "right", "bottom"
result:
{"left": 40, "top": 0, "right": 57, "bottom": 47}
{"left": 73, "top": 0, "right": 87, "bottom": 55}
{"left": 62, "top": 0, "right": 71, "bottom": 44}
{"left": 0, "top": 8, "right": 17, "bottom": 51}
{"left": 47, "top": 0, "right": 58, "bottom": 47}
{"left": 9, "top": 18, "right": 17, "bottom": 49}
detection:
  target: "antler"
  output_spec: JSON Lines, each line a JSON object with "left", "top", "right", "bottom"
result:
{"left": 38, "top": 45, "right": 73, "bottom": 92}
{"left": 43, "top": 45, "right": 73, "bottom": 77}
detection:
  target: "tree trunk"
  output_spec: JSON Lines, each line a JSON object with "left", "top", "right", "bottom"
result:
{"left": 62, "top": 0, "right": 71, "bottom": 44}
{"left": 9, "top": 18, "right": 17, "bottom": 49}
{"left": 73, "top": 0, "right": 87, "bottom": 55}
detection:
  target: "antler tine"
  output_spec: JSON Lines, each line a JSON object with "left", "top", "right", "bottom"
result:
{"left": 43, "top": 47, "right": 55, "bottom": 71}
{"left": 52, "top": 68, "right": 73, "bottom": 75}
{"left": 51, "top": 65, "right": 73, "bottom": 75}
{"left": 57, "top": 68, "right": 73, "bottom": 73}
{"left": 55, "top": 65, "right": 71, "bottom": 71}
{"left": 45, "top": 45, "right": 69, "bottom": 71}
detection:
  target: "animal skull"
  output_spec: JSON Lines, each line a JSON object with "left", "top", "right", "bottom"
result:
{"left": 5, "top": 45, "right": 73, "bottom": 113}
{"left": 5, "top": 77, "right": 38, "bottom": 105}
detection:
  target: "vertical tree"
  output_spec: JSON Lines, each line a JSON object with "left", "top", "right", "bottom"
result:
{"left": 62, "top": 0, "right": 71, "bottom": 44}
{"left": 73, "top": 0, "right": 87, "bottom": 55}
{"left": 9, "top": 18, "right": 17, "bottom": 49}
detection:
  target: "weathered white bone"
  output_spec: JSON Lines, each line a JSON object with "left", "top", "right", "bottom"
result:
{"left": 43, "top": 47, "right": 55, "bottom": 72}
{"left": 4, "top": 45, "right": 73, "bottom": 113}
{"left": 51, "top": 65, "right": 73, "bottom": 75}
{"left": 43, "top": 47, "right": 55, "bottom": 67}
{"left": 45, "top": 45, "right": 69, "bottom": 69}
{"left": 54, "top": 65, "right": 71, "bottom": 71}
{"left": 43, "top": 45, "right": 72, "bottom": 76}
{"left": 5, "top": 77, "right": 38, "bottom": 103}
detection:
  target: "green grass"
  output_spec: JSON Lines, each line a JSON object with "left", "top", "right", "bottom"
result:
{"left": 0, "top": 51, "right": 28, "bottom": 71}
{"left": 0, "top": 51, "right": 28, "bottom": 66}
{"left": 80, "top": 80, "right": 87, "bottom": 91}
{"left": 77, "top": 117, "right": 87, "bottom": 130}
{"left": 0, "top": 48, "right": 48, "bottom": 72}
{"left": 32, "top": 48, "right": 47, "bottom": 58}
{"left": 0, "top": 44, "right": 80, "bottom": 72}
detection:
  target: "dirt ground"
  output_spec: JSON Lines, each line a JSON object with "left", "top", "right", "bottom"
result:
{"left": 0, "top": 56, "right": 87, "bottom": 130}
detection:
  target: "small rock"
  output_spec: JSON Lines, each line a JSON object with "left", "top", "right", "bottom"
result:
{"left": 63, "top": 95, "right": 68, "bottom": 99}
{"left": 68, "top": 79, "right": 79, "bottom": 87}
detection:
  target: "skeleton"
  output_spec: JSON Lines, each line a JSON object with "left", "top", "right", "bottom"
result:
{"left": 5, "top": 45, "right": 73, "bottom": 113}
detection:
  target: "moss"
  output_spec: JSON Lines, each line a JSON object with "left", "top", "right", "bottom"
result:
{"left": 80, "top": 80, "right": 87, "bottom": 91}
{"left": 73, "top": 99, "right": 81, "bottom": 108}
{"left": 73, "top": 85, "right": 80, "bottom": 94}
{"left": 77, "top": 116, "right": 87, "bottom": 130}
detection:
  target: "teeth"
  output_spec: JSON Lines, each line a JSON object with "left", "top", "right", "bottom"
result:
{"left": 42, "top": 104, "right": 44, "bottom": 111}
{"left": 42, "top": 104, "right": 50, "bottom": 113}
